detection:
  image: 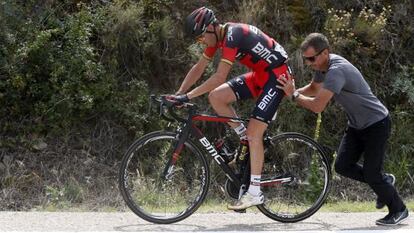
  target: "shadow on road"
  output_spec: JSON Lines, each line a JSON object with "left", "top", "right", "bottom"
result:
{"left": 341, "top": 223, "right": 409, "bottom": 231}
{"left": 113, "top": 221, "right": 333, "bottom": 232}
{"left": 114, "top": 223, "right": 207, "bottom": 232}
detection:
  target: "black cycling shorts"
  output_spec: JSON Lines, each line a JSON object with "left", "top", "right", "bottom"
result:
{"left": 227, "top": 64, "right": 291, "bottom": 124}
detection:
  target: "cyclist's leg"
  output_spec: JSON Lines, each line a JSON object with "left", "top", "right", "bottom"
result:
{"left": 208, "top": 83, "right": 237, "bottom": 128}
{"left": 247, "top": 119, "right": 268, "bottom": 176}
{"left": 209, "top": 72, "right": 256, "bottom": 129}
{"left": 228, "top": 65, "right": 289, "bottom": 210}
{"left": 248, "top": 66, "right": 287, "bottom": 180}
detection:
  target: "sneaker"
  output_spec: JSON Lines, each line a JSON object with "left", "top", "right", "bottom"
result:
{"left": 376, "top": 208, "right": 409, "bottom": 226}
{"left": 227, "top": 192, "right": 264, "bottom": 210}
{"left": 376, "top": 173, "right": 396, "bottom": 209}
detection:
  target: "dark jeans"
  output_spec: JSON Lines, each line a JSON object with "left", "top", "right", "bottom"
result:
{"left": 334, "top": 115, "right": 405, "bottom": 213}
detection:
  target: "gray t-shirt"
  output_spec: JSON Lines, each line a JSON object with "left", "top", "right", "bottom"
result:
{"left": 313, "top": 54, "right": 388, "bottom": 129}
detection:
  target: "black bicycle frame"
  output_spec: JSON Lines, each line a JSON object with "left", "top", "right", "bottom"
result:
{"left": 154, "top": 95, "right": 290, "bottom": 188}
{"left": 169, "top": 107, "right": 247, "bottom": 188}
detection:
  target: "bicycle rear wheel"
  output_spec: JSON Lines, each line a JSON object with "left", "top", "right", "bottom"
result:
{"left": 119, "top": 131, "right": 210, "bottom": 224}
{"left": 257, "top": 132, "right": 331, "bottom": 223}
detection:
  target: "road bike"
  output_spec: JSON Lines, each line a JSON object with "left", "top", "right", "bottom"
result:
{"left": 119, "top": 95, "right": 332, "bottom": 224}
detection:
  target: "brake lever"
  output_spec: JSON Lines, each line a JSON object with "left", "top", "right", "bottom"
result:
{"left": 157, "top": 99, "right": 175, "bottom": 122}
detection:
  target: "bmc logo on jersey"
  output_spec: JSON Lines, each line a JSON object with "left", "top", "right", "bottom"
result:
{"left": 249, "top": 25, "right": 259, "bottom": 34}
{"left": 227, "top": 26, "right": 234, "bottom": 41}
{"left": 252, "top": 42, "right": 279, "bottom": 64}
{"left": 258, "top": 89, "right": 276, "bottom": 110}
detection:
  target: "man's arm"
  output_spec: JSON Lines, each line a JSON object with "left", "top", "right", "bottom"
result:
{"left": 294, "top": 88, "right": 334, "bottom": 113}
{"left": 176, "top": 56, "right": 210, "bottom": 94}
{"left": 187, "top": 61, "right": 232, "bottom": 99}
{"left": 297, "top": 80, "right": 322, "bottom": 97}
{"left": 278, "top": 75, "right": 333, "bottom": 113}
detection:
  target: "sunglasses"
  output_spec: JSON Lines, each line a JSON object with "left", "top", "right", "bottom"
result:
{"left": 196, "top": 30, "right": 215, "bottom": 42}
{"left": 303, "top": 48, "right": 326, "bottom": 62}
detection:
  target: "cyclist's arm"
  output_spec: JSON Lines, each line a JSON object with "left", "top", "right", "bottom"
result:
{"left": 297, "top": 80, "right": 322, "bottom": 97}
{"left": 187, "top": 61, "right": 232, "bottom": 99}
{"left": 295, "top": 87, "right": 333, "bottom": 113}
{"left": 176, "top": 56, "right": 210, "bottom": 94}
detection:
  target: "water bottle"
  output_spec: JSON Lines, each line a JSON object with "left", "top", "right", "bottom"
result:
{"left": 237, "top": 139, "right": 249, "bottom": 163}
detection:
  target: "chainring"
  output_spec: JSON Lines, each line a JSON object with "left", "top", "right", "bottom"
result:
{"left": 224, "top": 178, "right": 240, "bottom": 200}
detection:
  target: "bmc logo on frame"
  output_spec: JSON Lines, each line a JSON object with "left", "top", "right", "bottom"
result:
{"left": 199, "top": 137, "right": 224, "bottom": 164}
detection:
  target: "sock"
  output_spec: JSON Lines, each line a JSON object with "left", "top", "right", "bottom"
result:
{"left": 248, "top": 174, "right": 261, "bottom": 196}
{"left": 233, "top": 124, "right": 247, "bottom": 140}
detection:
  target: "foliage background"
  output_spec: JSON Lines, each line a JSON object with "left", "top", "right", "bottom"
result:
{"left": 0, "top": 0, "right": 413, "bottom": 210}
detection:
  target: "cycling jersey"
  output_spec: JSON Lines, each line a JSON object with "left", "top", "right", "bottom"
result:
{"left": 203, "top": 23, "right": 290, "bottom": 124}
{"left": 203, "top": 23, "right": 288, "bottom": 71}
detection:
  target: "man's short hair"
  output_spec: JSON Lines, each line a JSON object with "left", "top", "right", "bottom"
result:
{"left": 300, "top": 33, "right": 330, "bottom": 52}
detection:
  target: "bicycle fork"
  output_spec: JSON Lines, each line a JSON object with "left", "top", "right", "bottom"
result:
{"left": 161, "top": 125, "right": 190, "bottom": 180}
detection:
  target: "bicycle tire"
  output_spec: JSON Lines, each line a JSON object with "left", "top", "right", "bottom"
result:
{"left": 257, "top": 132, "right": 331, "bottom": 223}
{"left": 119, "top": 131, "right": 210, "bottom": 224}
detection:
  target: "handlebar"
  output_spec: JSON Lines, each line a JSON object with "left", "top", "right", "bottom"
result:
{"left": 150, "top": 95, "right": 197, "bottom": 123}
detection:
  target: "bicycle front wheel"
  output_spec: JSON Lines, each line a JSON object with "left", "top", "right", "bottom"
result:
{"left": 258, "top": 132, "right": 331, "bottom": 223}
{"left": 119, "top": 131, "right": 210, "bottom": 224}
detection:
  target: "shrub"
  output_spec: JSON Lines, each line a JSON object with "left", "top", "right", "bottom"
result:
{"left": 0, "top": 2, "right": 112, "bottom": 134}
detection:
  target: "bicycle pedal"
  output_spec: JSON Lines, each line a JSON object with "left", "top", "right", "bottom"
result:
{"left": 233, "top": 209, "right": 246, "bottom": 213}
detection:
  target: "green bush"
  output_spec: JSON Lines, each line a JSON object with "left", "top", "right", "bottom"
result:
{"left": 392, "top": 65, "right": 414, "bottom": 105}
{"left": 388, "top": 109, "right": 414, "bottom": 195}
{"left": 0, "top": 2, "right": 112, "bottom": 134}
{"left": 103, "top": 0, "right": 190, "bottom": 91}
{"left": 1, "top": 0, "right": 414, "bottom": 210}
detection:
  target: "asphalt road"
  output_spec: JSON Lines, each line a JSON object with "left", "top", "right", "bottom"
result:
{"left": 0, "top": 211, "right": 412, "bottom": 232}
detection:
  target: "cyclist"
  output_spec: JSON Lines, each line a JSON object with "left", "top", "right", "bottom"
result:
{"left": 278, "top": 33, "right": 408, "bottom": 225}
{"left": 168, "top": 6, "right": 291, "bottom": 210}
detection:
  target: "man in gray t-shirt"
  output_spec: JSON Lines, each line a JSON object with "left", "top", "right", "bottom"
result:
{"left": 279, "top": 33, "right": 408, "bottom": 225}
{"left": 313, "top": 54, "right": 388, "bottom": 129}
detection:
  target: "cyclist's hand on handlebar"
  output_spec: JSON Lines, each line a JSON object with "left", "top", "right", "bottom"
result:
{"left": 175, "top": 94, "right": 190, "bottom": 103}
{"left": 165, "top": 94, "right": 190, "bottom": 107}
